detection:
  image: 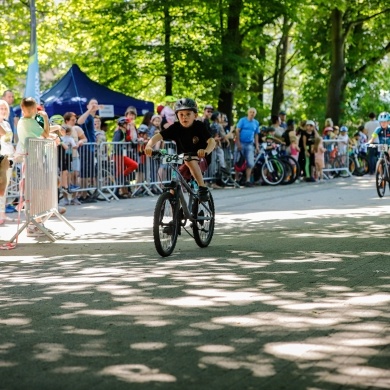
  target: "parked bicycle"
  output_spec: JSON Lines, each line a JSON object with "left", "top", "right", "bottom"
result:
{"left": 252, "top": 144, "right": 286, "bottom": 186}
{"left": 151, "top": 150, "right": 215, "bottom": 257}
{"left": 349, "top": 146, "right": 368, "bottom": 176}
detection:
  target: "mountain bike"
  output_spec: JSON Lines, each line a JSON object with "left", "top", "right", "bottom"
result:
{"left": 151, "top": 150, "right": 215, "bottom": 257}
{"left": 372, "top": 144, "right": 390, "bottom": 198}
{"left": 349, "top": 146, "right": 369, "bottom": 176}
{"left": 252, "top": 145, "right": 285, "bottom": 185}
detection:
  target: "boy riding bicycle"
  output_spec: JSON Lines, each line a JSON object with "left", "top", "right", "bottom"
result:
{"left": 145, "top": 98, "right": 216, "bottom": 202}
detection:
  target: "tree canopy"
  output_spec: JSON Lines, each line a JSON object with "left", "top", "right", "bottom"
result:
{"left": 1, "top": 0, "right": 389, "bottom": 127}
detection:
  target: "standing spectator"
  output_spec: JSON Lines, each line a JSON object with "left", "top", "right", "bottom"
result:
{"left": 0, "top": 99, "right": 15, "bottom": 225}
{"left": 364, "top": 112, "right": 380, "bottom": 174}
{"left": 141, "top": 112, "right": 154, "bottom": 128}
{"left": 63, "top": 112, "right": 86, "bottom": 196}
{"left": 270, "top": 114, "right": 284, "bottom": 140}
{"left": 17, "top": 97, "right": 50, "bottom": 236}
{"left": 313, "top": 137, "right": 326, "bottom": 181}
{"left": 234, "top": 108, "right": 260, "bottom": 187}
{"left": 337, "top": 126, "right": 349, "bottom": 166}
{"left": 58, "top": 125, "right": 77, "bottom": 195}
{"left": 282, "top": 119, "right": 296, "bottom": 147}
{"left": 302, "top": 120, "right": 317, "bottom": 182}
{"left": 76, "top": 98, "right": 102, "bottom": 203}
{"left": 323, "top": 118, "right": 334, "bottom": 136}
{"left": 279, "top": 110, "right": 287, "bottom": 129}
{"left": 358, "top": 125, "right": 368, "bottom": 156}
{"left": 2, "top": 90, "right": 18, "bottom": 142}
{"left": 210, "top": 111, "right": 228, "bottom": 187}
{"left": 148, "top": 114, "right": 162, "bottom": 138}
{"left": 200, "top": 104, "right": 214, "bottom": 133}
{"left": 112, "top": 117, "right": 138, "bottom": 198}
{"left": 160, "top": 96, "right": 177, "bottom": 129}
{"left": 124, "top": 106, "right": 138, "bottom": 143}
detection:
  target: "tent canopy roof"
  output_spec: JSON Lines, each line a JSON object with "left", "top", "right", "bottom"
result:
{"left": 39, "top": 64, "right": 154, "bottom": 118}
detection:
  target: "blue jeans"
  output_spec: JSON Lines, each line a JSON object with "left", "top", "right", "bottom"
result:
{"left": 234, "top": 142, "right": 254, "bottom": 168}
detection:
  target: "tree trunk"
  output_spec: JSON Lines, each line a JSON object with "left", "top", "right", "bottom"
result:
{"left": 325, "top": 8, "right": 345, "bottom": 125}
{"left": 164, "top": 4, "right": 173, "bottom": 96}
{"left": 271, "top": 16, "right": 291, "bottom": 116}
{"left": 217, "top": 0, "right": 243, "bottom": 126}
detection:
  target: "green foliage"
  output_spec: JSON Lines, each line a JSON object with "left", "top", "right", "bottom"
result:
{"left": 1, "top": 0, "right": 388, "bottom": 126}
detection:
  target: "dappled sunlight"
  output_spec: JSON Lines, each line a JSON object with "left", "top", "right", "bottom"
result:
{"left": 1, "top": 205, "right": 390, "bottom": 389}
{"left": 99, "top": 364, "right": 176, "bottom": 383}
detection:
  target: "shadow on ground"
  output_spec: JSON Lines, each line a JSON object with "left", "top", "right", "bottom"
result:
{"left": 0, "top": 206, "right": 390, "bottom": 390}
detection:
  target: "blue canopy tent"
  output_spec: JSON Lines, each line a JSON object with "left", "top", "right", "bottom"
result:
{"left": 34, "top": 64, "right": 154, "bottom": 118}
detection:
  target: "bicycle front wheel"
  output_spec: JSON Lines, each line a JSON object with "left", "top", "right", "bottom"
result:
{"left": 153, "top": 192, "right": 179, "bottom": 257}
{"left": 261, "top": 158, "right": 285, "bottom": 185}
{"left": 376, "top": 159, "right": 386, "bottom": 198}
{"left": 192, "top": 193, "right": 215, "bottom": 248}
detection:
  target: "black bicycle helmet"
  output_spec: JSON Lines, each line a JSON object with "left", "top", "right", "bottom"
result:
{"left": 174, "top": 98, "right": 198, "bottom": 113}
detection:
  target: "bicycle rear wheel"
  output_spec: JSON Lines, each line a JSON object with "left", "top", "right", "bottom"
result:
{"left": 357, "top": 155, "right": 369, "bottom": 175}
{"left": 192, "top": 193, "right": 215, "bottom": 248}
{"left": 280, "top": 156, "right": 299, "bottom": 184}
{"left": 153, "top": 192, "right": 179, "bottom": 256}
{"left": 376, "top": 159, "right": 386, "bottom": 198}
{"left": 261, "top": 158, "right": 285, "bottom": 185}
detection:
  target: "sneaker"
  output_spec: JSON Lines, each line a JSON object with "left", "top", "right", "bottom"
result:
{"left": 80, "top": 196, "right": 97, "bottom": 203}
{"left": 198, "top": 186, "right": 210, "bottom": 202}
{"left": 5, "top": 204, "right": 17, "bottom": 213}
{"left": 69, "top": 184, "right": 80, "bottom": 191}
{"left": 306, "top": 177, "right": 316, "bottom": 182}
{"left": 27, "top": 225, "right": 46, "bottom": 237}
{"left": 71, "top": 198, "right": 82, "bottom": 205}
{"left": 59, "top": 198, "right": 69, "bottom": 206}
{"left": 245, "top": 181, "right": 254, "bottom": 187}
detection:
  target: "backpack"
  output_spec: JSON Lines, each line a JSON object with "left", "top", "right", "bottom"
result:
{"left": 234, "top": 151, "right": 247, "bottom": 172}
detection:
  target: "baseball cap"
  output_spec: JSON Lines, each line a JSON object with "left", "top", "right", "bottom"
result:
{"left": 279, "top": 110, "right": 286, "bottom": 115}
{"left": 340, "top": 125, "right": 348, "bottom": 132}
{"left": 138, "top": 124, "right": 149, "bottom": 134}
{"left": 306, "top": 120, "right": 315, "bottom": 126}
{"left": 204, "top": 104, "right": 214, "bottom": 111}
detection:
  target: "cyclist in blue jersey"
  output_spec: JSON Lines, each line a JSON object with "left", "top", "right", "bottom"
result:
{"left": 368, "top": 112, "right": 390, "bottom": 146}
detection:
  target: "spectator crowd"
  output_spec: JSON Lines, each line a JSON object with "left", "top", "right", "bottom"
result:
{"left": 1, "top": 87, "right": 389, "bottom": 237}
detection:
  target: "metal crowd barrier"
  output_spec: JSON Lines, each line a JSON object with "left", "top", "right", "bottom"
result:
{"left": 7, "top": 137, "right": 354, "bottom": 209}
{"left": 323, "top": 139, "right": 351, "bottom": 178}
{"left": 10, "top": 138, "right": 74, "bottom": 242}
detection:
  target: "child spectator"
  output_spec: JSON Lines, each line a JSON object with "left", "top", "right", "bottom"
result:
{"left": 288, "top": 135, "right": 300, "bottom": 162}
{"left": 59, "top": 125, "right": 78, "bottom": 197}
{"left": 358, "top": 125, "right": 368, "bottom": 155}
{"left": 337, "top": 126, "right": 349, "bottom": 165}
{"left": 313, "top": 136, "right": 326, "bottom": 181}
{"left": 112, "top": 117, "right": 138, "bottom": 198}
{"left": 17, "top": 97, "right": 51, "bottom": 236}
{"left": 148, "top": 114, "right": 162, "bottom": 138}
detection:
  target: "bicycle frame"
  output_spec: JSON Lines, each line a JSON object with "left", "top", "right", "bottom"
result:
{"left": 158, "top": 154, "right": 213, "bottom": 222}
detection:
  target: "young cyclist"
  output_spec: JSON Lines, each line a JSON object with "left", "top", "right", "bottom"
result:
{"left": 367, "top": 112, "right": 390, "bottom": 146}
{"left": 145, "top": 98, "right": 216, "bottom": 202}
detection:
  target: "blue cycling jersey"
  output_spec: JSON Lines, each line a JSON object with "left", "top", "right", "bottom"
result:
{"left": 372, "top": 125, "right": 390, "bottom": 145}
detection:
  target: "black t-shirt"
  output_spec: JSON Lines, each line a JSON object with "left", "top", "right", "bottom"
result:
{"left": 160, "top": 120, "right": 212, "bottom": 155}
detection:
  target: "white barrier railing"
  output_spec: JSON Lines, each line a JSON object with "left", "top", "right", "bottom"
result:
{"left": 323, "top": 139, "right": 351, "bottom": 177}
{"left": 10, "top": 138, "right": 74, "bottom": 242}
